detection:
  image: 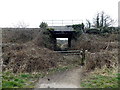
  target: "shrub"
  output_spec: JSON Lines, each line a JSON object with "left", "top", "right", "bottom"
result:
{"left": 47, "top": 28, "right": 54, "bottom": 31}
{"left": 86, "top": 28, "right": 101, "bottom": 34}
{"left": 39, "top": 22, "right": 48, "bottom": 29}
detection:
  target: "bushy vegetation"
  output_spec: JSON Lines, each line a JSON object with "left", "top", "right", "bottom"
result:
{"left": 36, "top": 22, "right": 55, "bottom": 50}
{"left": 70, "top": 32, "right": 119, "bottom": 88}
{"left": 86, "top": 28, "right": 101, "bottom": 34}
{"left": 86, "top": 27, "right": 120, "bottom": 34}
{"left": 2, "top": 42, "right": 62, "bottom": 73}
{"left": 47, "top": 28, "right": 54, "bottom": 31}
{"left": 39, "top": 22, "right": 48, "bottom": 29}
{"left": 2, "top": 28, "right": 41, "bottom": 44}
{"left": 71, "top": 34, "right": 118, "bottom": 52}
{"left": 33, "top": 28, "right": 55, "bottom": 50}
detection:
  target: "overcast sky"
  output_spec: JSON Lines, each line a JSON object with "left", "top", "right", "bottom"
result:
{"left": 0, "top": 0, "right": 119, "bottom": 28}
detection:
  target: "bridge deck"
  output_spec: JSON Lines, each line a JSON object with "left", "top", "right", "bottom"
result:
{"left": 48, "top": 26, "right": 74, "bottom": 31}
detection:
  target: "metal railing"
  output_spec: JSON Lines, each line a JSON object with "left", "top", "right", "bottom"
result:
{"left": 54, "top": 50, "right": 82, "bottom": 55}
{"left": 43, "top": 20, "right": 83, "bottom": 26}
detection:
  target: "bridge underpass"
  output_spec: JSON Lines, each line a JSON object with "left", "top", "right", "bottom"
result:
{"left": 50, "top": 30, "right": 76, "bottom": 50}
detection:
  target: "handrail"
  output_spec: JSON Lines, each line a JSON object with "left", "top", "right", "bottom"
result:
{"left": 43, "top": 20, "right": 83, "bottom": 26}
{"left": 54, "top": 50, "right": 81, "bottom": 53}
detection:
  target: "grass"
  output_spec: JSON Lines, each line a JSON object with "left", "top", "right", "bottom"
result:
{"left": 0, "top": 72, "right": 2, "bottom": 90}
{"left": 2, "top": 71, "right": 44, "bottom": 88}
{"left": 2, "top": 64, "right": 78, "bottom": 88}
{"left": 81, "top": 74, "right": 119, "bottom": 88}
{"left": 81, "top": 69, "right": 119, "bottom": 88}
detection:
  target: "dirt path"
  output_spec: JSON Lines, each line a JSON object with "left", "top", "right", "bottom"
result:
{"left": 34, "top": 66, "right": 83, "bottom": 88}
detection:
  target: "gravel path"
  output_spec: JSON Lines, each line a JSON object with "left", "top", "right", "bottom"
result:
{"left": 34, "top": 66, "right": 83, "bottom": 89}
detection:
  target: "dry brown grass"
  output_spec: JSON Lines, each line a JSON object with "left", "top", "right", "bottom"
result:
{"left": 83, "top": 49, "right": 118, "bottom": 72}
{"left": 2, "top": 28, "right": 41, "bottom": 43}
{"left": 71, "top": 33, "right": 118, "bottom": 73}
{"left": 71, "top": 34, "right": 118, "bottom": 52}
{"left": 2, "top": 42, "right": 63, "bottom": 73}
{"left": 2, "top": 28, "right": 81, "bottom": 73}
{"left": 2, "top": 29, "right": 119, "bottom": 74}
{"left": 2, "top": 28, "right": 62, "bottom": 73}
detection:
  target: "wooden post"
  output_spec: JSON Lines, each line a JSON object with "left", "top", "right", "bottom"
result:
{"left": 81, "top": 49, "right": 86, "bottom": 66}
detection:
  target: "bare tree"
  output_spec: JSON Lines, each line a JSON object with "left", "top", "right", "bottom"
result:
{"left": 93, "top": 11, "right": 114, "bottom": 28}
{"left": 13, "top": 21, "right": 29, "bottom": 28}
{"left": 86, "top": 19, "right": 91, "bottom": 28}
{"left": 93, "top": 13, "right": 100, "bottom": 28}
{"left": 100, "top": 11, "right": 104, "bottom": 27}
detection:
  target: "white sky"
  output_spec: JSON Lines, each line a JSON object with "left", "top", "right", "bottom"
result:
{"left": 57, "top": 38, "right": 68, "bottom": 40}
{"left": 0, "top": 0, "right": 119, "bottom": 28}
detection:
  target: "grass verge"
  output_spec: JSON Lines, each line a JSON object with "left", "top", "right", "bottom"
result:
{"left": 2, "top": 71, "right": 44, "bottom": 88}
{"left": 81, "top": 73, "right": 119, "bottom": 88}
{"left": 81, "top": 66, "right": 119, "bottom": 88}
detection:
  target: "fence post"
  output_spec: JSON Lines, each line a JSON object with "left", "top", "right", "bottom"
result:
{"left": 81, "top": 49, "right": 87, "bottom": 66}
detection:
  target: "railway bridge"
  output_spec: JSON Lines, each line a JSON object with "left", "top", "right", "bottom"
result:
{"left": 49, "top": 26, "right": 76, "bottom": 50}
{"left": 45, "top": 20, "right": 83, "bottom": 50}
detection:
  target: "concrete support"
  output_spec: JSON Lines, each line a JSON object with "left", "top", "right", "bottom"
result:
{"left": 53, "top": 38, "right": 57, "bottom": 50}
{"left": 68, "top": 37, "right": 71, "bottom": 48}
